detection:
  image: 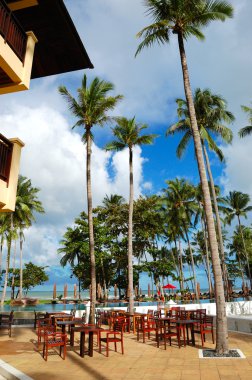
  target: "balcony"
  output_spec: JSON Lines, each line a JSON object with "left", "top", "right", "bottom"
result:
{"left": 0, "top": 134, "right": 24, "bottom": 212}
{"left": 0, "top": 133, "right": 13, "bottom": 183}
{"left": 0, "top": 0, "right": 27, "bottom": 62}
{"left": 0, "top": 0, "right": 37, "bottom": 94}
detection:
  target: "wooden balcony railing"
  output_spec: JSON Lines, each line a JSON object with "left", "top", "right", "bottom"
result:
{"left": 0, "top": 133, "right": 13, "bottom": 183}
{"left": 0, "top": 0, "right": 27, "bottom": 62}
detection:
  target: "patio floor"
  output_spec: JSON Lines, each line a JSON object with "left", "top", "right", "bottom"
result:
{"left": 0, "top": 327, "right": 252, "bottom": 380}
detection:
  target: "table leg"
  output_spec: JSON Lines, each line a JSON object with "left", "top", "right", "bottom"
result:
{"left": 80, "top": 331, "right": 86, "bottom": 357}
{"left": 88, "top": 331, "right": 94, "bottom": 357}
{"left": 191, "top": 324, "right": 195, "bottom": 346}
{"left": 70, "top": 328, "right": 75, "bottom": 346}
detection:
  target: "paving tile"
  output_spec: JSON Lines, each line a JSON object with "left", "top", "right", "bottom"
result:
{"left": 0, "top": 328, "right": 252, "bottom": 380}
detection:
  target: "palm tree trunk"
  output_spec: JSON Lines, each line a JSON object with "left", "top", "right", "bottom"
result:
{"left": 11, "top": 240, "right": 17, "bottom": 299}
{"left": 177, "top": 32, "right": 228, "bottom": 354}
{"left": 184, "top": 227, "right": 199, "bottom": 302}
{"left": 86, "top": 129, "right": 96, "bottom": 323}
{"left": 1, "top": 213, "right": 13, "bottom": 306}
{"left": 19, "top": 233, "right": 23, "bottom": 300}
{"left": 237, "top": 216, "right": 252, "bottom": 289}
{"left": 178, "top": 239, "right": 184, "bottom": 290}
{"left": 202, "top": 217, "right": 213, "bottom": 298}
{"left": 203, "top": 145, "right": 229, "bottom": 300}
{"left": 236, "top": 252, "right": 245, "bottom": 286}
{"left": 128, "top": 147, "right": 134, "bottom": 315}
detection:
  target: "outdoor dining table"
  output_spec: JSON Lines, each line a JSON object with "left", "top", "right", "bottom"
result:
{"left": 56, "top": 319, "right": 84, "bottom": 344}
{"left": 125, "top": 312, "right": 147, "bottom": 334}
{"left": 45, "top": 312, "right": 73, "bottom": 326}
{"left": 156, "top": 317, "right": 196, "bottom": 346}
{"left": 70, "top": 325, "right": 104, "bottom": 357}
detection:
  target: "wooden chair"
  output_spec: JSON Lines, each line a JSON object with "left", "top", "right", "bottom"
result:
{"left": 34, "top": 311, "right": 46, "bottom": 329}
{"left": 155, "top": 319, "right": 181, "bottom": 349}
{"left": 99, "top": 318, "right": 125, "bottom": 357}
{"left": 37, "top": 318, "right": 55, "bottom": 343}
{"left": 136, "top": 315, "right": 157, "bottom": 343}
{"left": 43, "top": 332, "right": 67, "bottom": 361}
{"left": 194, "top": 315, "right": 214, "bottom": 347}
{"left": 0, "top": 311, "right": 14, "bottom": 337}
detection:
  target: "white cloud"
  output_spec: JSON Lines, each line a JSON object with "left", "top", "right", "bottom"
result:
{"left": 0, "top": 105, "right": 147, "bottom": 266}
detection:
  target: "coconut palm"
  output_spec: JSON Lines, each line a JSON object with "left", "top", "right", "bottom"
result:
{"left": 167, "top": 88, "right": 234, "bottom": 299}
{"left": 59, "top": 74, "right": 123, "bottom": 323}
{"left": 105, "top": 117, "right": 157, "bottom": 314}
{"left": 224, "top": 191, "right": 252, "bottom": 289}
{"left": 14, "top": 176, "right": 44, "bottom": 299}
{"left": 162, "top": 178, "right": 199, "bottom": 300}
{"left": 136, "top": 0, "right": 233, "bottom": 353}
{"left": 239, "top": 104, "right": 252, "bottom": 138}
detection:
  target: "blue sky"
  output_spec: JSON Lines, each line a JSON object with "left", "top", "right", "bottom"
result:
{"left": 1, "top": 0, "right": 252, "bottom": 292}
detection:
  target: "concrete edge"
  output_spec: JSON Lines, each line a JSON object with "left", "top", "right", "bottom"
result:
{"left": 0, "top": 359, "right": 33, "bottom": 380}
{"left": 198, "top": 348, "right": 246, "bottom": 359}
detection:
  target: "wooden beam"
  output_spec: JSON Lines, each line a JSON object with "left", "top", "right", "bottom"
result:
{"left": 8, "top": 0, "right": 38, "bottom": 11}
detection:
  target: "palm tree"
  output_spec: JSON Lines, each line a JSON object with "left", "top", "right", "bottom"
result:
{"left": 162, "top": 178, "right": 199, "bottom": 300}
{"left": 59, "top": 74, "right": 123, "bottom": 323}
{"left": 224, "top": 191, "right": 252, "bottom": 289}
{"left": 58, "top": 226, "right": 86, "bottom": 300}
{"left": 167, "top": 88, "right": 234, "bottom": 300}
{"left": 14, "top": 176, "right": 44, "bottom": 299}
{"left": 239, "top": 103, "right": 252, "bottom": 138}
{"left": 105, "top": 117, "right": 157, "bottom": 314}
{"left": 136, "top": 0, "right": 233, "bottom": 353}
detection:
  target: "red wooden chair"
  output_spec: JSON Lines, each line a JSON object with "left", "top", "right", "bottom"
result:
{"left": 155, "top": 319, "right": 182, "bottom": 349}
{"left": 99, "top": 318, "right": 125, "bottom": 357}
{"left": 37, "top": 318, "right": 55, "bottom": 343}
{"left": 43, "top": 332, "right": 67, "bottom": 361}
{"left": 194, "top": 315, "right": 214, "bottom": 347}
{"left": 136, "top": 315, "right": 157, "bottom": 343}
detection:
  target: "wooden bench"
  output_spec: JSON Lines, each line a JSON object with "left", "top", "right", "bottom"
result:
{"left": 0, "top": 311, "right": 14, "bottom": 337}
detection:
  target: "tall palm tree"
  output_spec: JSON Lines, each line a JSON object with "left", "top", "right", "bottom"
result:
{"left": 224, "top": 191, "right": 252, "bottom": 289}
{"left": 105, "top": 117, "right": 157, "bottom": 314}
{"left": 136, "top": 0, "right": 233, "bottom": 353}
{"left": 162, "top": 178, "right": 199, "bottom": 300}
{"left": 167, "top": 88, "right": 234, "bottom": 299}
{"left": 14, "top": 176, "right": 44, "bottom": 299}
{"left": 239, "top": 103, "right": 252, "bottom": 138}
{"left": 59, "top": 74, "right": 123, "bottom": 323}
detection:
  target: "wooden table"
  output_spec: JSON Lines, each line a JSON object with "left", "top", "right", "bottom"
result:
{"left": 155, "top": 317, "right": 196, "bottom": 346}
{"left": 71, "top": 325, "right": 103, "bottom": 357}
{"left": 125, "top": 312, "right": 147, "bottom": 334}
{"left": 56, "top": 319, "right": 84, "bottom": 340}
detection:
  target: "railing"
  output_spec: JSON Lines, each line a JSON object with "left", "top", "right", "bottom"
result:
{"left": 0, "top": 133, "right": 13, "bottom": 183}
{"left": 0, "top": 0, "right": 27, "bottom": 62}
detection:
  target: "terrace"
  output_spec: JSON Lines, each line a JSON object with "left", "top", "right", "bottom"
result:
{"left": 0, "top": 0, "right": 93, "bottom": 94}
{"left": 0, "top": 133, "right": 24, "bottom": 212}
{"left": 0, "top": 325, "right": 251, "bottom": 380}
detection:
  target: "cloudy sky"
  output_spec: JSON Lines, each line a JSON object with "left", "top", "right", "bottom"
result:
{"left": 1, "top": 0, "right": 252, "bottom": 291}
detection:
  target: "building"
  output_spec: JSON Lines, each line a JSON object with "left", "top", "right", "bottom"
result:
{"left": 0, "top": 0, "right": 93, "bottom": 211}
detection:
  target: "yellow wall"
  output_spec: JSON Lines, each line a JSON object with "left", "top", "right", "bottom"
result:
{"left": 0, "top": 31, "right": 38, "bottom": 95}
{"left": 0, "top": 138, "right": 25, "bottom": 212}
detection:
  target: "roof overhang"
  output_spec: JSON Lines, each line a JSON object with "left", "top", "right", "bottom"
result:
{"left": 5, "top": 0, "right": 94, "bottom": 79}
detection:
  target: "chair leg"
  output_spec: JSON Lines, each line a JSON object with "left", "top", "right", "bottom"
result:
{"left": 106, "top": 341, "right": 109, "bottom": 357}
{"left": 121, "top": 339, "right": 124, "bottom": 355}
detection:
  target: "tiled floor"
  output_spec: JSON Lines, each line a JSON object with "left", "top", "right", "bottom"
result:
{"left": 0, "top": 327, "right": 252, "bottom": 380}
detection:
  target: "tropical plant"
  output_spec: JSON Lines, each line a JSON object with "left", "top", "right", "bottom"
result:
{"left": 239, "top": 103, "right": 252, "bottom": 138}
{"left": 59, "top": 74, "right": 123, "bottom": 323}
{"left": 105, "top": 116, "right": 157, "bottom": 314}
{"left": 224, "top": 191, "right": 252, "bottom": 288}
{"left": 14, "top": 176, "right": 44, "bottom": 299}
{"left": 162, "top": 178, "right": 199, "bottom": 300}
{"left": 136, "top": 0, "right": 233, "bottom": 354}
{"left": 167, "top": 88, "right": 234, "bottom": 300}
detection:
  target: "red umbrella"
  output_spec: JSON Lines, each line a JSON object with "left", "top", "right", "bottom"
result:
{"left": 162, "top": 284, "right": 176, "bottom": 289}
